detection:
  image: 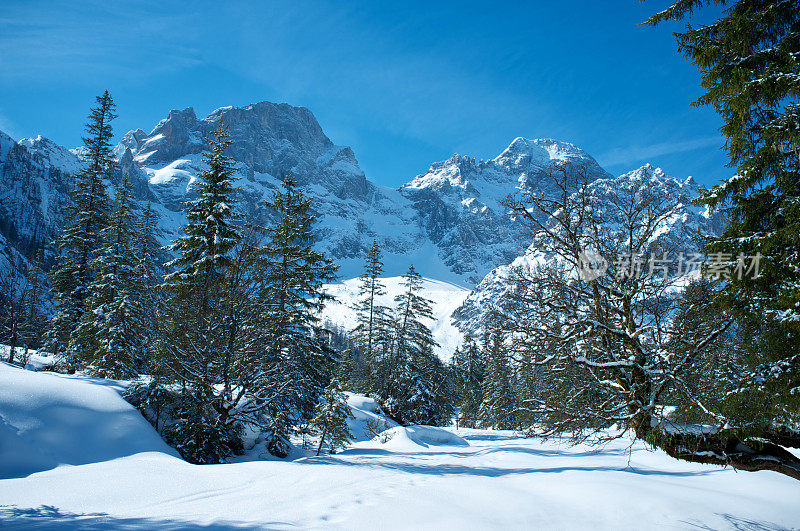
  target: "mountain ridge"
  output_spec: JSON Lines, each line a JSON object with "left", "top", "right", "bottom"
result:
{"left": 2, "top": 99, "right": 618, "bottom": 285}
{"left": 0, "top": 99, "right": 719, "bottom": 355}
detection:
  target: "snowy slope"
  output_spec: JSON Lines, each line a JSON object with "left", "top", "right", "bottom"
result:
{"left": 321, "top": 276, "right": 471, "bottom": 359}
{"left": 0, "top": 363, "right": 179, "bottom": 480}
{"left": 0, "top": 361, "right": 797, "bottom": 529}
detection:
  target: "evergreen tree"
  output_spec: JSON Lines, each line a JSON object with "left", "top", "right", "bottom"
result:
{"left": 450, "top": 339, "right": 486, "bottom": 428}
{"left": 255, "top": 174, "right": 338, "bottom": 449}
{"left": 646, "top": 0, "right": 800, "bottom": 479}
{"left": 132, "top": 202, "right": 163, "bottom": 371}
{"left": 478, "top": 324, "right": 517, "bottom": 430}
{"left": 0, "top": 250, "right": 42, "bottom": 363}
{"left": 351, "top": 240, "right": 392, "bottom": 390}
{"left": 159, "top": 122, "right": 242, "bottom": 463}
{"left": 376, "top": 265, "right": 451, "bottom": 425}
{"left": 400, "top": 350, "right": 453, "bottom": 426}
{"left": 73, "top": 177, "right": 144, "bottom": 378}
{"left": 47, "top": 91, "right": 116, "bottom": 369}
{"left": 393, "top": 265, "right": 436, "bottom": 360}
{"left": 311, "top": 379, "right": 354, "bottom": 455}
{"left": 19, "top": 250, "right": 47, "bottom": 354}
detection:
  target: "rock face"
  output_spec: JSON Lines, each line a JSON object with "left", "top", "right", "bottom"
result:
{"left": 0, "top": 132, "right": 79, "bottom": 262}
{"left": 400, "top": 138, "right": 610, "bottom": 282}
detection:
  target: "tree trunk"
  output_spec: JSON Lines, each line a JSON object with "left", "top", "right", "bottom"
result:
{"left": 316, "top": 426, "right": 328, "bottom": 456}
{"left": 650, "top": 427, "right": 800, "bottom": 481}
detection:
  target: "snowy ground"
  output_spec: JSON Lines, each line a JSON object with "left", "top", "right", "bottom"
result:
{"left": 321, "top": 276, "right": 470, "bottom": 360}
{"left": 1, "top": 363, "right": 799, "bottom": 530}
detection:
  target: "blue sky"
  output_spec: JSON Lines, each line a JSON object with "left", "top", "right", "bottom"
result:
{"left": 0, "top": 0, "right": 729, "bottom": 188}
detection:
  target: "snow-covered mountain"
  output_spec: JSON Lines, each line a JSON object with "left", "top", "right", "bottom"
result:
{"left": 0, "top": 101, "right": 609, "bottom": 286}
{"left": 0, "top": 131, "right": 78, "bottom": 262}
{"left": 400, "top": 137, "right": 610, "bottom": 281}
{"left": 0, "top": 99, "right": 723, "bottom": 357}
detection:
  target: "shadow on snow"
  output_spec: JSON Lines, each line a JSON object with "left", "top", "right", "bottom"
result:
{"left": 0, "top": 505, "right": 291, "bottom": 531}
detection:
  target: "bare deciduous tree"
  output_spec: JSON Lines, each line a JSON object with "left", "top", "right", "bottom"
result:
{"left": 505, "top": 163, "right": 800, "bottom": 480}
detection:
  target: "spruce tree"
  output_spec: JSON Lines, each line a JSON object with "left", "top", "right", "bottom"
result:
{"left": 450, "top": 339, "right": 486, "bottom": 428}
{"left": 159, "top": 122, "right": 241, "bottom": 463}
{"left": 646, "top": 0, "right": 800, "bottom": 478}
{"left": 73, "top": 177, "right": 143, "bottom": 378}
{"left": 478, "top": 324, "right": 517, "bottom": 430}
{"left": 47, "top": 91, "right": 116, "bottom": 369}
{"left": 255, "top": 174, "right": 338, "bottom": 449}
{"left": 376, "top": 265, "right": 451, "bottom": 425}
{"left": 351, "top": 240, "right": 392, "bottom": 390}
{"left": 311, "top": 379, "right": 354, "bottom": 455}
{"left": 393, "top": 265, "right": 436, "bottom": 360}
{"left": 132, "top": 202, "right": 163, "bottom": 370}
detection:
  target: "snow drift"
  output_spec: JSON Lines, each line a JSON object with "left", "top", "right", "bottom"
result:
{"left": 346, "top": 393, "right": 399, "bottom": 442}
{"left": 0, "top": 363, "right": 798, "bottom": 528}
{"left": 372, "top": 425, "right": 469, "bottom": 450}
{"left": 0, "top": 363, "right": 179, "bottom": 479}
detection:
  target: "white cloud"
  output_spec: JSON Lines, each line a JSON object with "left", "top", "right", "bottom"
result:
{"left": 598, "top": 135, "right": 723, "bottom": 167}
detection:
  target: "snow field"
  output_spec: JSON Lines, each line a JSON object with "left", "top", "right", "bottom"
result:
{"left": 0, "top": 362, "right": 798, "bottom": 529}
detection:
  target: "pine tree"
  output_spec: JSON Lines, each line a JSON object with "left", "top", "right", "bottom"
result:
{"left": 255, "top": 174, "right": 338, "bottom": 449}
{"left": 311, "top": 379, "right": 354, "bottom": 455}
{"left": 47, "top": 91, "right": 116, "bottom": 370}
{"left": 646, "top": 0, "right": 800, "bottom": 480}
{"left": 450, "top": 339, "right": 486, "bottom": 428}
{"left": 159, "top": 122, "right": 242, "bottom": 463}
{"left": 401, "top": 350, "right": 452, "bottom": 426}
{"left": 478, "top": 324, "right": 517, "bottom": 430}
{"left": 132, "top": 202, "right": 163, "bottom": 371}
{"left": 73, "top": 177, "right": 144, "bottom": 378}
{"left": 393, "top": 265, "right": 436, "bottom": 360}
{"left": 375, "top": 265, "right": 451, "bottom": 425}
{"left": 351, "top": 240, "right": 392, "bottom": 390}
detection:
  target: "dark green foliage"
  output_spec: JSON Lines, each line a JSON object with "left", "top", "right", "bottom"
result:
{"left": 478, "top": 325, "right": 518, "bottom": 430}
{"left": 47, "top": 91, "right": 116, "bottom": 368}
{"left": 160, "top": 121, "right": 240, "bottom": 385}
{"left": 162, "top": 395, "right": 242, "bottom": 465}
{"left": 255, "top": 174, "right": 338, "bottom": 429}
{"left": 635, "top": 1, "right": 800, "bottom": 479}
{"left": 311, "top": 379, "right": 354, "bottom": 455}
{"left": 449, "top": 339, "right": 486, "bottom": 428}
{"left": 375, "top": 265, "right": 453, "bottom": 426}
{"left": 350, "top": 240, "right": 393, "bottom": 391}
{"left": 157, "top": 122, "right": 245, "bottom": 460}
{"left": 73, "top": 177, "right": 145, "bottom": 378}
{"left": 124, "top": 378, "right": 176, "bottom": 434}
{"left": 647, "top": 0, "right": 800, "bottom": 424}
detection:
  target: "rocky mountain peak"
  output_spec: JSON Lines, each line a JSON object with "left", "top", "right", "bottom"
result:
{"left": 17, "top": 134, "right": 84, "bottom": 175}
{"left": 493, "top": 137, "right": 603, "bottom": 173}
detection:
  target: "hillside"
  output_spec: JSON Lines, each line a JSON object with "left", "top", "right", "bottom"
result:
{"left": 321, "top": 276, "right": 470, "bottom": 360}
